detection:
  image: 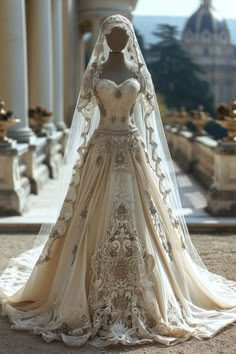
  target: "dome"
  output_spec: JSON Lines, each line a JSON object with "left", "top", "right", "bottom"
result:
{"left": 183, "top": 0, "right": 230, "bottom": 39}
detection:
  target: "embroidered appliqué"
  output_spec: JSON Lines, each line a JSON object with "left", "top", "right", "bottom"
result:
{"left": 88, "top": 198, "right": 157, "bottom": 338}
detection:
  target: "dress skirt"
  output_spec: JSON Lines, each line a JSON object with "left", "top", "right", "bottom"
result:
{"left": 1, "top": 129, "right": 236, "bottom": 348}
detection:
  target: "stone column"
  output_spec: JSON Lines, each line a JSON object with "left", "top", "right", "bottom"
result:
{"left": 52, "top": 0, "right": 66, "bottom": 131}
{"left": 63, "top": 0, "right": 79, "bottom": 126}
{"left": 27, "top": 0, "right": 55, "bottom": 133}
{"left": 0, "top": 0, "right": 34, "bottom": 143}
{"left": 26, "top": 0, "right": 64, "bottom": 181}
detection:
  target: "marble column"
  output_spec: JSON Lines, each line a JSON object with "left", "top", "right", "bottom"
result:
{"left": 26, "top": 0, "right": 63, "bottom": 185}
{"left": 63, "top": 0, "right": 79, "bottom": 126}
{"left": 52, "top": 0, "right": 66, "bottom": 131}
{"left": 27, "top": 0, "right": 55, "bottom": 133}
{"left": 0, "top": 0, "right": 34, "bottom": 143}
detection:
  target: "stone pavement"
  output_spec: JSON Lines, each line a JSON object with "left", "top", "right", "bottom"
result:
{"left": 0, "top": 233, "right": 236, "bottom": 354}
{"left": 0, "top": 162, "right": 235, "bottom": 233}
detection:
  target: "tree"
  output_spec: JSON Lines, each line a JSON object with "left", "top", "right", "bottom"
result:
{"left": 147, "top": 24, "right": 214, "bottom": 113}
{"left": 134, "top": 27, "right": 146, "bottom": 57}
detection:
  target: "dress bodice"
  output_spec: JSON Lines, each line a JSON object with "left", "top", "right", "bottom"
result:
{"left": 94, "top": 78, "right": 140, "bottom": 132}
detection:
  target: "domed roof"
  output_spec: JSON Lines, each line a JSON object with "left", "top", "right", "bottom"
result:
{"left": 183, "top": 0, "right": 229, "bottom": 35}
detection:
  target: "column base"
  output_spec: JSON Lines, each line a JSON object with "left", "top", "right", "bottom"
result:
{"left": 8, "top": 126, "right": 36, "bottom": 144}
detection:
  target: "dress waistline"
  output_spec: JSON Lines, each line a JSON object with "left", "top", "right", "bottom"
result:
{"left": 94, "top": 127, "right": 139, "bottom": 136}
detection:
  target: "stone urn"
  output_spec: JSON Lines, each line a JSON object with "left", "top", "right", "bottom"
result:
{"left": 163, "top": 110, "right": 177, "bottom": 125}
{"left": 217, "top": 119, "right": 236, "bottom": 141}
{"left": 191, "top": 119, "right": 209, "bottom": 134}
{"left": 190, "top": 106, "right": 212, "bottom": 135}
{"left": 0, "top": 99, "right": 20, "bottom": 144}
{"left": 170, "top": 116, "right": 189, "bottom": 128}
{"left": 231, "top": 99, "right": 236, "bottom": 118}
{"left": 165, "top": 107, "right": 189, "bottom": 130}
{"left": 216, "top": 100, "right": 236, "bottom": 141}
{"left": 29, "top": 106, "right": 52, "bottom": 136}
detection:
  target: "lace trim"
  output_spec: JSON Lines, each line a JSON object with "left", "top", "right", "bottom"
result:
{"left": 36, "top": 150, "right": 89, "bottom": 265}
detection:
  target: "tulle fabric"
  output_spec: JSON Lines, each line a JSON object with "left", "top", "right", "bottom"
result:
{"left": 0, "top": 14, "right": 236, "bottom": 348}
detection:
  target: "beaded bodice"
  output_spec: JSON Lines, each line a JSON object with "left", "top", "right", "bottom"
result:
{"left": 94, "top": 78, "right": 140, "bottom": 132}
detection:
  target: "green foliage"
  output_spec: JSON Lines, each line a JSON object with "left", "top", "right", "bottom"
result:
{"left": 147, "top": 24, "right": 214, "bottom": 113}
{"left": 134, "top": 27, "right": 146, "bottom": 55}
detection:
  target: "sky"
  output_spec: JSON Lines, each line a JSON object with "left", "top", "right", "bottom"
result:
{"left": 133, "top": 0, "right": 236, "bottom": 19}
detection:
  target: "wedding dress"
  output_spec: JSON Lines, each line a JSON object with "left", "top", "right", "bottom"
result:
{"left": 0, "top": 14, "right": 236, "bottom": 348}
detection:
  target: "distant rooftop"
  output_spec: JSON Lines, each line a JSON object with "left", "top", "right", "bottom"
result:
{"left": 183, "top": 0, "right": 230, "bottom": 39}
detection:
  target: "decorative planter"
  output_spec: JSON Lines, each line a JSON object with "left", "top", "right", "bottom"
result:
{"left": 190, "top": 118, "right": 211, "bottom": 135}
{"left": 217, "top": 119, "right": 236, "bottom": 141}
{"left": 0, "top": 99, "right": 19, "bottom": 145}
{"left": 29, "top": 106, "right": 52, "bottom": 136}
{"left": 0, "top": 118, "right": 20, "bottom": 143}
{"left": 164, "top": 116, "right": 189, "bottom": 131}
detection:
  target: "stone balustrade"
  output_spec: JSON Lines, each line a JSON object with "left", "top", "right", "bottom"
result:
{"left": 22, "top": 137, "right": 50, "bottom": 194}
{"left": 0, "top": 132, "right": 67, "bottom": 214}
{"left": 165, "top": 124, "right": 236, "bottom": 216}
{"left": 193, "top": 136, "right": 217, "bottom": 188}
{"left": 45, "top": 131, "right": 63, "bottom": 179}
{"left": 207, "top": 142, "right": 236, "bottom": 215}
{"left": 0, "top": 144, "right": 31, "bottom": 215}
{"left": 173, "top": 130, "right": 194, "bottom": 172}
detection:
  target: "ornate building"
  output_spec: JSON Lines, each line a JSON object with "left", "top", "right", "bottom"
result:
{"left": 0, "top": 0, "right": 137, "bottom": 215}
{"left": 182, "top": 0, "right": 236, "bottom": 106}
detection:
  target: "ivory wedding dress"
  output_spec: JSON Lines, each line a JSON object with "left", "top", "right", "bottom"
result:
{"left": 0, "top": 14, "right": 236, "bottom": 348}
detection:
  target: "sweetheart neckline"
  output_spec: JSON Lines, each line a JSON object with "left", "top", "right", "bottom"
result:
{"left": 98, "top": 77, "right": 139, "bottom": 88}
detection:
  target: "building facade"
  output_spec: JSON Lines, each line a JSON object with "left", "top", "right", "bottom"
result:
{"left": 182, "top": 0, "right": 236, "bottom": 106}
